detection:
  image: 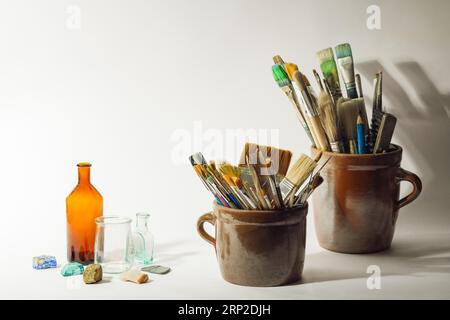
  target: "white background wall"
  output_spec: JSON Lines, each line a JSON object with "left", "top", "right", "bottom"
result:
{"left": 0, "top": 0, "right": 449, "bottom": 297}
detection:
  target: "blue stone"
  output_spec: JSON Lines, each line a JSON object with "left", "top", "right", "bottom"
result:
{"left": 33, "top": 255, "right": 57, "bottom": 270}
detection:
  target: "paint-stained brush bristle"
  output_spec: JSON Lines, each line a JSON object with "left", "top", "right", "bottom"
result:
{"left": 316, "top": 48, "right": 334, "bottom": 65}
{"left": 272, "top": 64, "right": 291, "bottom": 88}
{"left": 284, "top": 63, "right": 299, "bottom": 81}
{"left": 335, "top": 43, "right": 352, "bottom": 59}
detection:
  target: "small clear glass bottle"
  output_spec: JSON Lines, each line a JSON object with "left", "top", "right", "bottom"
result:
{"left": 133, "top": 213, "right": 155, "bottom": 265}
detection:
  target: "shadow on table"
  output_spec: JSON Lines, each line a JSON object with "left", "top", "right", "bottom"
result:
{"left": 154, "top": 238, "right": 201, "bottom": 266}
{"left": 299, "top": 233, "right": 450, "bottom": 285}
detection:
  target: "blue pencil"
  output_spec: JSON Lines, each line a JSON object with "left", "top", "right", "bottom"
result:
{"left": 357, "top": 115, "right": 366, "bottom": 154}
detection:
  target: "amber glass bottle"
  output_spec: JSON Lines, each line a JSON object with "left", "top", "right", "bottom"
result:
{"left": 66, "top": 163, "right": 103, "bottom": 264}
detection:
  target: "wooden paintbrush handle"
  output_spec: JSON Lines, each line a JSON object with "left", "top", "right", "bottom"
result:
{"left": 310, "top": 115, "right": 330, "bottom": 151}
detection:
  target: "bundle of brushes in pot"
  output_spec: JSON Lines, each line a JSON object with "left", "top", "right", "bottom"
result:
{"left": 189, "top": 143, "right": 329, "bottom": 210}
{"left": 272, "top": 43, "right": 397, "bottom": 154}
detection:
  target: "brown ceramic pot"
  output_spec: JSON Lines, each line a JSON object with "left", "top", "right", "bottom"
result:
{"left": 197, "top": 202, "right": 308, "bottom": 287}
{"left": 312, "top": 144, "right": 422, "bottom": 254}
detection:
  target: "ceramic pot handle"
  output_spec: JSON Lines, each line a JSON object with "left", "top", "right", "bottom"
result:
{"left": 197, "top": 212, "right": 216, "bottom": 246}
{"left": 396, "top": 168, "right": 422, "bottom": 209}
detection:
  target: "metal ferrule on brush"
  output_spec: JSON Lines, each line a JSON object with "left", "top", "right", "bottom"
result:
{"left": 345, "top": 83, "right": 358, "bottom": 100}
{"left": 330, "top": 140, "right": 345, "bottom": 153}
{"left": 279, "top": 178, "right": 295, "bottom": 201}
{"left": 348, "top": 140, "right": 357, "bottom": 154}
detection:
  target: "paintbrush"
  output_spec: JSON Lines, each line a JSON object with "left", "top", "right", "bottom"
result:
{"left": 317, "top": 91, "right": 344, "bottom": 153}
{"left": 189, "top": 152, "right": 207, "bottom": 165}
{"left": 239, "top": 142, "right": 292, "bottom": 177}
{"left": 203, "top": 164, "right": 238, "bottom": 208}
{"left": 323, "top": 78, "right": 336, "bottom": 106}
{"left": 294, "top": 155, "right": 330, "bottom": 204}
{"left": 376, "top": 71, "right": 382, "bottom": 111}
{"left": 292, "top": 70, "right": 330, "bottom": 151}
{"left": 355, "top": 74, "right": 363, "bottom": 98}
{"left": 279, "top": 153, "right": 321, "bottom": 205}
{"left": 272, "top": 64, "right": 317, "bottom": 147}
{"left": 313, "top": 69, "right": 324, "bottom": 91}
{"left": 369, "top": 72, "right": 383, "bottom": 149}
{"left": 373, "top": 112, "right": 397, "bottom": 153}
{"left": 192, "top": 165, "right": 225, "bottom": 206}
{"left": 295, "top": 175, "right": 324, "bottom": 205}
{"left": 338, "top": 99, "right": 359, "bottom": 154}
{"left": 317, "top": 48, "right": 342, "bottom": 103}
{"left": 335, "top": 43, "right": 358, "bottom": 99}
{"left": 189, "top": 153, "right": 226, "bottom": 205}
{"left": 247, "top": 163, "right": 272, "bottom": 209}
{"left": 193, "top": 164, "right": 233, "bottom": 207}
{"left": 217, "top": 162, "right": 255, "bottom": 209}
{"left": 239, "top": 166, "right": 265, "bottom": 210}
{"left": 256, "top": 150, "right": 284, "bottom": 209}
{"left": 284, "top": 65, "right": 323, "bottom": 148}
{"left": 273, "top": 55, "right": 285, "bottom": 66}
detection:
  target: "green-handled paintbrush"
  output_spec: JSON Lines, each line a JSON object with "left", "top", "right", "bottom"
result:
{"left": 272, "top": 64, "right": 316, "bottom": 147}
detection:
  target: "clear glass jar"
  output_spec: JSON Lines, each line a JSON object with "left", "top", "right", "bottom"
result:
{"left": 132, "top": 213, "right": 155, "bottom": 265}
{"left": 94, "top": 216, "right": 133, "bottom": 273}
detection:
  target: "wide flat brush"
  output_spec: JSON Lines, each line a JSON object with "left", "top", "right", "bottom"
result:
{"left": 279, "top": 153, "right": 321, "bottom": 204}
{"left": 373, "top": 112, "right": 397, "bottom": 153}
{"left": 317, "top": 91, "right": 344, "bottom": 153}
{"left": 338, "top": 99, "right": 359, "bottom": 154}
{"left": 335, "top": 43, "right": 358, "bottom": 99}
{"left": 239, "top": 142, "right": 292, "bottom": 177}
{"left": 317, "top": 48, "right": 342, "bottom": 103}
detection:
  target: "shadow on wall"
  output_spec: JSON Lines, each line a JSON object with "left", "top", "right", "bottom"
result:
{"left": 356, "top": 60, "right": 450, "bottom": 229}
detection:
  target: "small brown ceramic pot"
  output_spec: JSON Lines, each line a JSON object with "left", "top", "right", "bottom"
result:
{"left": 197, "top": 202, "right": 308, "bottom": 287}
{"left": 312, "top": 144, "right": 422, "bottom": 254}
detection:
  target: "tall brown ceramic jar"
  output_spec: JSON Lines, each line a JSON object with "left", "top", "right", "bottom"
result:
{"left": 312, "top": 145, "right": 421, "bottom": 253}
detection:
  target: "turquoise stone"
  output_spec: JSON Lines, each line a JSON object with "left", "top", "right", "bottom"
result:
{"left": 61, "top": 262, "right": 84, "bottom": 277}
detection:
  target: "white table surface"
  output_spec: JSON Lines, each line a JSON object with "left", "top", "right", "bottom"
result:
{"left": 3, "top": 221, "right": 449, "bottom": 300}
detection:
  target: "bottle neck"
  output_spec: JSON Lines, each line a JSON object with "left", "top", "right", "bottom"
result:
{"left": 78, "top": 167, "right": 91, "bottom": 185}
{"left": 136, "top": 215, "right": 149, "bottom": 229}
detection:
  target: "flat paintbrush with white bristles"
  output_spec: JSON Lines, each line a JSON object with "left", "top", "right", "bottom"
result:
{"left": 279, "top": 152, "right": 322, "bottom": 205}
